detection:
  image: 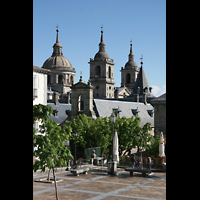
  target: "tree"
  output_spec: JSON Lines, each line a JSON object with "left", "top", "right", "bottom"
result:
{"left": 93, "top": 116, "right": 112, "bottom": 159}
{"left": 66, "top": 114, "right": 154, "bottom": 159}
{"left": 33, "top": 104, "right": 73, "bottom": 200}
{"left": 114, "top": 116, "right": 140, "bottom": 156}
{"left": 66, "top": 114, "right": 97, "bottom": 159}
{"left": 136, "top": 122, "right": 154, "bottom": 153}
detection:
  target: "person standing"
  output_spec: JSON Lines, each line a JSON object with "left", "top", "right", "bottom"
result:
{"left": 147, "top": 156, "right": 151, "bottom": 170}
{"left": 130, "top": 154, "right": 136, "bottom": 168}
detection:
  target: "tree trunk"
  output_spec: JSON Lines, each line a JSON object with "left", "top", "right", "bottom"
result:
{"left": 137, "top": 146, "right": 140, "bottom": 154}
{"left": 47, "top": 168, "right": 50, "bottom": 181}
{"left": 53, "top": 168, "right": 59, "bottom": 200}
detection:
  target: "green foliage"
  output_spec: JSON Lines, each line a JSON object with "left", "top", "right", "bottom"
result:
{"left": 147, "top": 134, "right": 166, "bottom": 157}
{"left": 33, "top": 104, "right": 73, "bottom": 172}
{"left": 114, "top": 116, "right": 154, "bottom": 155}
{"left": 66, "top": 114, "right": 154, "bottom": 158}
{"left": 147, "top": 134, "right": 160, "bottom": 157}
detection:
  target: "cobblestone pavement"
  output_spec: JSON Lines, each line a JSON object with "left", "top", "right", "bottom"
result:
{"left": 33, "top": 166, "right": 166, "bottom": 200}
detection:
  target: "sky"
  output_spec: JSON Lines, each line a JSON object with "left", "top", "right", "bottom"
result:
{"left": 33, "top": 0, "right": 166, "bottom": 97}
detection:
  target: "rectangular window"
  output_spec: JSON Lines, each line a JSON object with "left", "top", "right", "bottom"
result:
{"left": 33, "top": 88, "right": 38, "bottom": 98}
{"left": 33, "top": 75, "right": 38, "bottom": 98}
{"left": 33, "top": 75, "right": 38, "bottom": 89}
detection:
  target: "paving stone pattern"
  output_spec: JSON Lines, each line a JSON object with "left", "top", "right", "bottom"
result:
{"left": 33, "top": 166, "right": 166, "bottom": 200}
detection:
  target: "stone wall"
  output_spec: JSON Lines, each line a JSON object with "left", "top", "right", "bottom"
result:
{"left": 153, "top": 102, "right": 166, "bottom": 135}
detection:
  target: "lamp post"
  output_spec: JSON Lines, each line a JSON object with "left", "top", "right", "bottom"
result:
{"left": 74, "top": 132, "right": 78, "bottom": 166}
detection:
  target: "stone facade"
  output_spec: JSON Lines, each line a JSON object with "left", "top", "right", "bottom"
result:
{"left": 151, "top": 93, "right": 166, "bottom": 135}
{"left": 89, "top": 58, "right": 115, "bottom": 98}
{"left": 68, "top": 76, "right": 95, "bottom": 121}
{"left": 47, "top": 70, "right": 75, "bottom": 94}
{"left": 89, "top": 30, "right": 115, "bottom": 99}
{"left": 42, "top": 28, "right": 75, "bottom": 95}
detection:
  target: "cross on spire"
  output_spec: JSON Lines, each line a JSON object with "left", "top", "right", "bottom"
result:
{"left": 129, "top": 39, "right": 133, "bottom": 57}
{"left": 140, "top": 54, "right": 144, "bottom": 66}
{"left": 101, "top": 24, "right": 103, "bottom": 32}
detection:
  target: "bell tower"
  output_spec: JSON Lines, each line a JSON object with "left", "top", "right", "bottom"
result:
{"left": 120, "top": 41, "right": 139, "bottom": 91}
{"left": 88, "top": 27, "right": 115, "bottom": 99}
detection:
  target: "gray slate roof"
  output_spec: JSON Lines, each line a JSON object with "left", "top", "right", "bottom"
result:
{"left": 47, "top": 103, "right": 71, "bottom": 124}
{"left": 132, "top": 66, "right": 155, "bottom": 98}
{"left": 93, "top": 99, "right": 154, "bottom": 127}
{"left": 151, "top": 93, "right": 166, "bottom": 101}
{"left": 47, "top": 99, "right": 154, "bottom": 127}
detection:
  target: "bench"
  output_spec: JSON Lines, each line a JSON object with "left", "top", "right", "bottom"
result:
{"left": 125, "top": 168, "right": 152, "bottom": 177}
{"left": 70, "top": 167, "right": 91, "bottom": 176}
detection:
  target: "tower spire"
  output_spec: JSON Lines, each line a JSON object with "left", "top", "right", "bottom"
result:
{"left": 99, "top": 25, "right": 105, "bottom": 52}
{"left": 130, "top": 39, "right": 133, "bottom": 54}
{"left": 100, "top": 25, "right": 104, "bottom": 43}
{"left": 52, "top": 26, "right": 63, "bottom": 56}
{"left": 56, "top": 25, "right": 59, "bottom": 43}
{"left": 128, "top": 40, "right": 134, "bottom": 61}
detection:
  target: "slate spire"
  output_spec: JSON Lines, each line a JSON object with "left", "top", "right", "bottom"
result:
{"left": 132, "top": 58, "right": 150, "bottom": 96}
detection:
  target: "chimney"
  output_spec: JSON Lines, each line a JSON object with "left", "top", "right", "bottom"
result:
{"left": 53, "top": 92, "right": 59, "bottom": 105}
{"left": 67, "top": 92, "right": 71, "bottom": 104}
{"left": 114, "top": 87, "right": 119, "bottom": 98}
{"left": 133, "top": 94, "right": 139, "bottom": 102}
{"left": 143, "top": 92, "right": 147, "bottom": 105}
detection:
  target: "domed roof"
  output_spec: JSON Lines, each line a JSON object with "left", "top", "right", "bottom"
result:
{"left": 124, "top": 43, "right": 138, "bottom": 69}
{"left": 94, "top": 51, "right": 110, "bottom": 60}
{"left": 93, "top": 30, "right": 110, "bottom": 61}
{"left": 125, "top": 60, "right": 138, "bottom": 69}
{"left": 42, "top": 55, "right": 73, "bottom": 70}
{"left": 42, "top": 28, "right": 74, "bottom": 71}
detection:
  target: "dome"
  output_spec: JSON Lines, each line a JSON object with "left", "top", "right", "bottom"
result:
{"left": 42, "top": 28, "right": 74, "bottom": 71}
{"left": 124, "top": 43, "right": 138, "bottom": 69}
{"left": 42, "top": 55, "right": 73, "bottom": 70}
{"left": 94, "top": 51, "right": 110, "bottom": 60}
{"left": 125, "top": 60, "right": 138, "bottom": 69}
{"left": 93, "top": 30, "right": 110, "bottom": 61}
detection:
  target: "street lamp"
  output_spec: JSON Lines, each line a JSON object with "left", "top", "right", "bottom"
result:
{"left": 74, "top": 132, "right": 78, "bottom": 166}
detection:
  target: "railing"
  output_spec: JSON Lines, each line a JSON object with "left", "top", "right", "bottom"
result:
{"left": 90, "top": 58, "right": 114, "bottom": 63}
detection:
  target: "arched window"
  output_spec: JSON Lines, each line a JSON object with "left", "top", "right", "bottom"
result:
{"left": 78, "top": 95, "right": 84, "bottom": 111}
{"left": 58, "top": 75, "right": 63, "bottom": 84}
{"left": 126, "top": 73, "right": 131, "bottom": 84}
{"left": 95, "top": 66, "right": 101, "bottom": 77}
{"left": 70, "top": 75, "right": 73, "bottom": 84}
{"left": 108, "top": 66, "right": 111, "bottom": 78}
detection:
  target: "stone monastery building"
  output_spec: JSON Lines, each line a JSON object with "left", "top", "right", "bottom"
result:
{"left": 37, "top": 27, "right": 166, "bottom": 134}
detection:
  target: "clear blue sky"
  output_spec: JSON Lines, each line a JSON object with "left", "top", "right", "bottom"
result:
{"left": 33, "top": 0, "right": 166, "bottom": 97}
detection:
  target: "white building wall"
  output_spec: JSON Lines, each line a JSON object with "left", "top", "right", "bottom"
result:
{"left": 33, "top": 71, "right": 47, "bottom": 105}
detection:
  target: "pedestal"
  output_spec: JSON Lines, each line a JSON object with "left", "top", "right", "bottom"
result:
{"left": 90, "top": 158, "right": 94, "bottom": 165}
{"left": 107, "top": 161, "right": 117, "bottom": 175}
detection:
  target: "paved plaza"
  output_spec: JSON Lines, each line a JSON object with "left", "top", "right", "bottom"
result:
{"left": 33, "top": 166, "right": 166, "bottom": 200}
